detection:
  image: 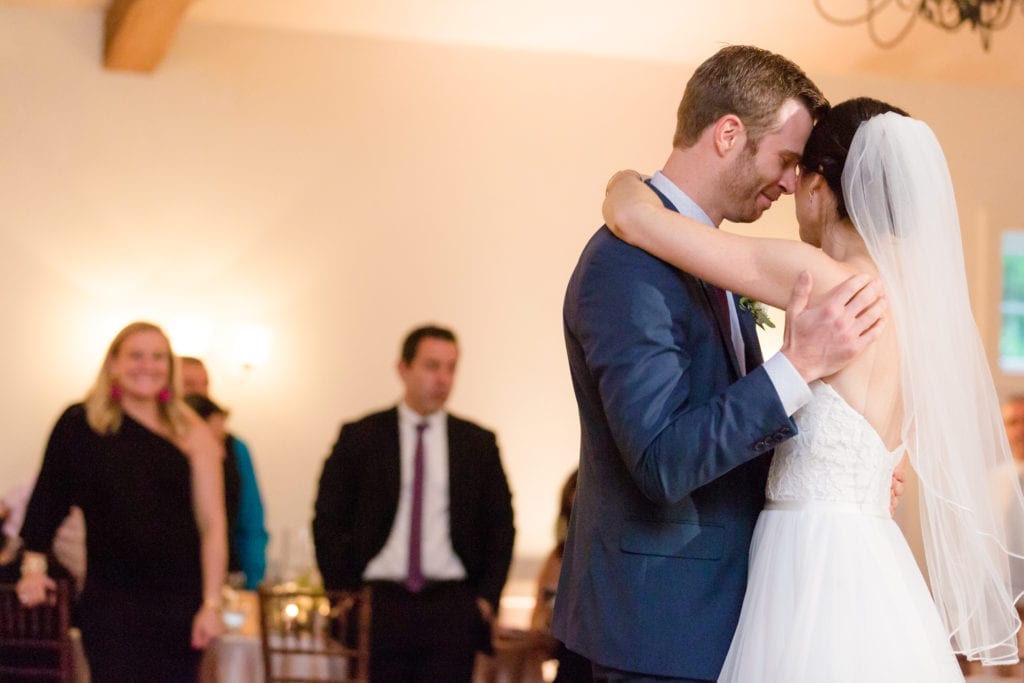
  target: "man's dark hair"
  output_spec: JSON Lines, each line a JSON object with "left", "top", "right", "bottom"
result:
{"left": 400, "top": 324, "right": 457, "bottom": 364}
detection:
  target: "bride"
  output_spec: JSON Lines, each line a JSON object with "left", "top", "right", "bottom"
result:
{"left": 602, "top": 98, "right": 1024, "bottom": 681}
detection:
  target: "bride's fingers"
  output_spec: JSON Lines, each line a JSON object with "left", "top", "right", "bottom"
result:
{"left": 605, "top": 169, "right": 645, "bottom": 194}
{"left": 601, "top": 196, "right": 618, "bottom": 232}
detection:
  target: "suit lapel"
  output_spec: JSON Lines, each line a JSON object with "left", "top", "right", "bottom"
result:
{"left": 704, "top": 283, "right": 742, "bottom": 379}
{"left": 446, "top": 416, "right": 468, "bottom": 540}
{"left": 736, "top": 296, "right": 765, "bottom": 372}
{"left": 381, "top": 408, "right": 402, "bottom": 510}
{"left": 446, "top": 417, "right": 466, "bottom": 485}
{"left": 647, "top": 181, "right": 743, "bottom": 380}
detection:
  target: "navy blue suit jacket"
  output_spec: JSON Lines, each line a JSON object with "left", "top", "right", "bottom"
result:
{"left": 552, "top": 188, "right": 797, "bottom": 679}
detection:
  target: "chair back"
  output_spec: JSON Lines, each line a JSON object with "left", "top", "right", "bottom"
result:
{"left": 257, "top": 584, "right": 371, "bottom": 683}
{"left": 0, "top": 581, "right": 74, "bottom": 682}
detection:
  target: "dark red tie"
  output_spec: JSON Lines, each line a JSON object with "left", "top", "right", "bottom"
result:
{"left": 405, "top": 421, "right": 429, "bottom": 592}
{"left": 710, "top": 285, "right": 731, "bottom": 332}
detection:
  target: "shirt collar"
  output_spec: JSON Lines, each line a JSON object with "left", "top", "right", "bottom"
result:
{"left": 398, "top": 401, "right": 445, "bottom": 428}
{"left": 650, "top": 171, "right": 715, "bottom": 227}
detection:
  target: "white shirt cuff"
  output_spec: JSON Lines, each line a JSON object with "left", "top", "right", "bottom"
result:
{"left": 763, "top": 352, "right": 812, "bottom": 417}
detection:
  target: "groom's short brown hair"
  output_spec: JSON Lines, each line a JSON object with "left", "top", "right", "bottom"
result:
{"left": 673, "top": 45, "right": 828, "bottom": 149}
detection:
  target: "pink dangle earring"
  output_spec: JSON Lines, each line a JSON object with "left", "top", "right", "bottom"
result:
{"left": 110, "top": 383, "right": 122, "bottom": 401}
{"left": 158, "top": 387, "right": 172, "bottom": 403}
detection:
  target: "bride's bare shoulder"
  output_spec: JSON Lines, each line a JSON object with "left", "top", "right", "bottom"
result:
{"left": 826, "top": 324, "right": 902, "bottom": 448}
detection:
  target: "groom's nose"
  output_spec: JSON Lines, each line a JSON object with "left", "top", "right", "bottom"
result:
{"left": 779, "top": 167, "right": 798, "bottom": 195}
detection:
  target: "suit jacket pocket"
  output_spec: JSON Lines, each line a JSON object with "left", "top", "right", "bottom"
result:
{"left": 619, "top": 518, "right": 724, "bottom": 560}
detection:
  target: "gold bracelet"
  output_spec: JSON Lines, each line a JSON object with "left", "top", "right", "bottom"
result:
{"left": 20, "top": 554, "right": 47, "bottom": 576}
{"left": 202, "top": 597, "right": 222, "bottom": 611}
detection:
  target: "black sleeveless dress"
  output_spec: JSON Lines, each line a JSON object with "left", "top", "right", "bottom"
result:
{"left": 22, "top": 404, "right": 204, "bottom": 683}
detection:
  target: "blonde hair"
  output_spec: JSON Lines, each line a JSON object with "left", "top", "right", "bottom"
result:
{"left": 83, "top": 321, "right": 190, "bottom": 439}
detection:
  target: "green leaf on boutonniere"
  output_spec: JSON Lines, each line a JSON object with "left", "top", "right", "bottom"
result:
{"left": 739, "top": 297, "right": 776, "bottom": 330}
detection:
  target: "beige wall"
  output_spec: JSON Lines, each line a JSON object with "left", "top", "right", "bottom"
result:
{"left": 1, "top": 5, "right": 1021, "bottom": 585}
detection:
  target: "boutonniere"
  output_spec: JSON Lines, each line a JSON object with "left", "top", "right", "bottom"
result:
{"left": 739, "top": 297, "right": 775, "bottom": 330}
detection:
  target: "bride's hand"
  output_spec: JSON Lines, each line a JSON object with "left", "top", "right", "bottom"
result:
{"left": 602, "top": 170, "right": 656, "bottom": 243}
{"left": 889, "top": 455, "right": 908, "bottom": 515}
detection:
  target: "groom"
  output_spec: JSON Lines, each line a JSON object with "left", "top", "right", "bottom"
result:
{"left": 553, "top": 46, "right": 887, "bottom": 681}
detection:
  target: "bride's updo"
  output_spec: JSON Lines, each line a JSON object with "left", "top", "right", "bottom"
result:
{"left": 799, "top": 97, "right": 909, "bottom": 221}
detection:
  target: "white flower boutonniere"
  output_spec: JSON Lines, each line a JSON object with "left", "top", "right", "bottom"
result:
{"left": 739, "top": 297, "right": 775, "bottom": 330}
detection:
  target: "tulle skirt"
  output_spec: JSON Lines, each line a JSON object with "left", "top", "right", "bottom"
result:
{"left": 718, "top": 502, "right": 964, "bottom": 682}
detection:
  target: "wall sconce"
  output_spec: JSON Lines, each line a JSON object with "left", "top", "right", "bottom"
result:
{"left": 167, "top": 319, "right": 214, "bottom": 358}
{"left": 233, "top": 324, "right": 273, "bottom": 371}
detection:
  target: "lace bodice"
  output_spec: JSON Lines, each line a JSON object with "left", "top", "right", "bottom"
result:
{"left": 766, "top": 381, "right": 902, "bottom": 511}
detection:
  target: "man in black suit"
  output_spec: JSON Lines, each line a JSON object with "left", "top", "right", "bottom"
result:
{"left": 313, "top": 324, "right": 515, "bottom": 682}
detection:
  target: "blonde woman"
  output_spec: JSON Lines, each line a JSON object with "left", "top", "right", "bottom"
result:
{"left": 17, "top": 321, "right": 226, "bottom": 683}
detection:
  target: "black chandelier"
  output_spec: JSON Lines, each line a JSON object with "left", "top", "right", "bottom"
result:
{"left": 814, "top": 0, "right": 1023, "bottom": 49}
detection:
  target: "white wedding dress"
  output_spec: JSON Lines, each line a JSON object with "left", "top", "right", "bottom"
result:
{"left": 718, "top": 380, "right": 964, "bottom": 682}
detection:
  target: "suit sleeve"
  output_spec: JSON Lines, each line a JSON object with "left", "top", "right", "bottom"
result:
{"left": 571, "top": 236, "right": 794, "bottom": 505}
{"left": 475, "top": 431, "right": 515, "bottom": 612}
{"left": 313, "top": 424, "right": 360, "bottom": 591}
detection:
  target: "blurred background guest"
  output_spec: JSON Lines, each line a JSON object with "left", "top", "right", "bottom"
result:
{"left": 181, "top": 356, "right": 268, "bottom": 589}
{"left": 314, "top": 324, "right": 515, "bottom": 683}
{"left": 997, "top": 395, "right": 1024, "bottom": 678}
{"left": 529, "top": 469, "right": 592, "bottom": 683}
{"left": 999, "top": 395, "right": 1024, "bottom": 512}
{"left": 185, "top": 392, "right": 269, "bottom": 590}
{"left": 0, "top": 481, "right": 85, "bottom": 592}
{"left": 999, "top": 395, "right": 1024, "bottom": 598}
{"left": 180, "top": 356, "right": 211, "bottom": 396}
{"left": 17, "top": 321, "right": 227, "bottom": 683}
{"left": 0, "top": 483, "right": 34, "bottom": 577}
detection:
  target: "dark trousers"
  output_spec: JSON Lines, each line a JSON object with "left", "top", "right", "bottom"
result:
{"left": 554, "top": 642, "right": 594, "bottom": 682}
{"left": 77, "top": 588, "right": 202, "bottom": 683}
{"left": 591, "top": 662, "right": 712, "bottom": 683}
{"left": 368, "top": 580, "right": 483, "bottom": 683}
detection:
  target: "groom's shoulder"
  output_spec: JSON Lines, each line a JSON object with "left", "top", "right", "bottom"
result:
{"left": 572, "top": 224, "right": 685, "bottom": 284}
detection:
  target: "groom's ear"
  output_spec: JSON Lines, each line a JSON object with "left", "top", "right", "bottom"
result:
{"left": 713, "top": 114, "right": 746, "bottom": 157}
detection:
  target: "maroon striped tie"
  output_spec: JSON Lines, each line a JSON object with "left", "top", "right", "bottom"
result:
{"left": 405, "top": 421, "right": 429, "bottom": 592}
{"left": 710, "top": 285, "right": 731, "bottom": 332}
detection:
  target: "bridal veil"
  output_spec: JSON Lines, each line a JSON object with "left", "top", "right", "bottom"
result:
{"left": 843, "top": 112, "right": 1024, "bottom": 664}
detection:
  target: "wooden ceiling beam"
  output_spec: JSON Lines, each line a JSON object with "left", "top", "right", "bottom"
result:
{"left": 104, "top": 0, "right": 192, "bottom": 72}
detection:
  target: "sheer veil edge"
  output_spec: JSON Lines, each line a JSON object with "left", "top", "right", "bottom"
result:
{"left": 844, "top": 113, "right": 1024, "bottom": 665}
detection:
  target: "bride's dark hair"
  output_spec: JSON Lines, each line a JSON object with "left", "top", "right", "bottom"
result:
{"left": 799, "top": 97, "right": 909, "bottom": 220}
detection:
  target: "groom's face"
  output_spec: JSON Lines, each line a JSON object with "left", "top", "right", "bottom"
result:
{"left": 721, "top": 99, "right": 813, "bottom": 224}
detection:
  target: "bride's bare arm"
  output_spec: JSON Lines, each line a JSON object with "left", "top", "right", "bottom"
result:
{"left": 603, "top": 171, "right": 855, "bottom": 310}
